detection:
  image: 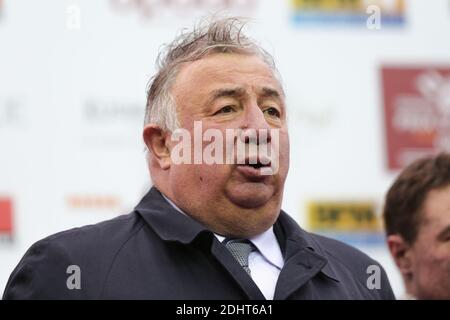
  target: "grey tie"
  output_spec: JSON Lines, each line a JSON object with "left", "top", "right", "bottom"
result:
{"left": 224, "top": 239, "right": 254, "bottom": 276}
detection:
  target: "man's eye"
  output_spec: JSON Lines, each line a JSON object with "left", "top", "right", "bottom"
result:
{"left": 214, "top": 105, "right": 235, "bottom": 115}
{"left": 264, "top": 107, "right": 281, "bottom": 118}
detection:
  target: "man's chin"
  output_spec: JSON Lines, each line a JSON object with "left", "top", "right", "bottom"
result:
{"left": 225, "top": 183, "right": 276, "bottom": 209}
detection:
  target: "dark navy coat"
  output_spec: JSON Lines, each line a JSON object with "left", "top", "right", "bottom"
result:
{"left": 3, "top": 187, "right": 395, "bottom": 299}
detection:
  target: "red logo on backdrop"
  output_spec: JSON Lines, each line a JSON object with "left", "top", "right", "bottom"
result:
{"left": 382, "top": 67, "right": 450, "bottom": 170}
{"left": 0, "top": 198, "right": 13, "bottom": 239}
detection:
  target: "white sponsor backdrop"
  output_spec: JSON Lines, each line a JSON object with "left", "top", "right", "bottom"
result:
{"left": 1, "top": 0, "right": 450, "bottom": 298}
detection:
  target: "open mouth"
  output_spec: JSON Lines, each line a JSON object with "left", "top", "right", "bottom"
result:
{"left": 236, "top": 156, "right": 272, "bottom": 178}
{"left": 241, "top": 155, "right": 271, "bottom": 168}
{"left": 245, "top": 161, "right": 268, "bottom": 169}
{"left": 247, "top": 162, "right": 265, "bottom": 169}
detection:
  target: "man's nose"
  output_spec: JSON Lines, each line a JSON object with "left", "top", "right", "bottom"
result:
{"left": 238, "top": 104, "right": 272, "bottom": 145}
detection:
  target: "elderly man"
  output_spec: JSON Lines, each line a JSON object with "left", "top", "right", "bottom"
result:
{"left": 384, "top": 153, "right": 450, "bottom": 300}
{"left": 3, "top": 17, "right": 394, "bottom": 300}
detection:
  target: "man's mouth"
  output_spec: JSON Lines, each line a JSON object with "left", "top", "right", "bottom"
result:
{"left": 247, "top": 163, "right": 265, "bottom": 169}
{"left": 242, "top": 155, "right": 271, "bottom": 167}
{"left": 236, "top": 156, "right": 272, "bottom": 178}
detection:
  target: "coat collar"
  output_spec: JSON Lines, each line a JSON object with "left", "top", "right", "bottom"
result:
{"left": 135, "top": 187, "right": 340, "bottom": 284}
{"left": 274, "top": 211, "right": 340, "bottom": 283}
{"left": 135, "top": 186, "right": 210, "bottom": 244}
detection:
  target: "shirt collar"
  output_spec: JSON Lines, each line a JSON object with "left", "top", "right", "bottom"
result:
{"left": 249, "top": 228, "right": 284, "bottom": 269}
{"left": 162, "top": 193, "right": 284, "bottom": 269}
{"left": 215, "top": 228, "right": 284, "bottom": 270}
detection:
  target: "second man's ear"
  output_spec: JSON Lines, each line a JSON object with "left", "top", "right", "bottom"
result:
{"left": 387, "top": 235, "right": 413, "bottom": 278}
{"left": 143, "top": 124, "right": 171, "bottom": 170}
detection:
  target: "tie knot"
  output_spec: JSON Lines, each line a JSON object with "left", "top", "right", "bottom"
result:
{"left": 224, "top": 239, "right": 254, "bottom": 275}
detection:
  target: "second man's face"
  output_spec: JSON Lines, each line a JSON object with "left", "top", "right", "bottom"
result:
{"left": 409, "top": 184, "right": 450, "bottom": 299}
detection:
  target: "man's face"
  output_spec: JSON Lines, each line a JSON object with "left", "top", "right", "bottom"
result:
{"left": 409, "top": 184, "right": 450, "bottom": 299}
{"left": 166, "top": 53, "right": 289, "bottom": 238}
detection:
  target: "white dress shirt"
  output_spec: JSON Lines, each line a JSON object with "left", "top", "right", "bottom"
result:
{"left": 162, "top": 194, "right": 284, "bottom": 300}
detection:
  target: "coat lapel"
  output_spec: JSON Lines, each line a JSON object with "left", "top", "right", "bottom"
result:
{"left": 273, "top": 239, "right": 327, "bottom": 299}
{"left": 273, "top": 212, "right": 340, "bottom": 299}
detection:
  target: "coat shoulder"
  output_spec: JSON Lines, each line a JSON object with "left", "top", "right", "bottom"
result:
{"left": 3, "top": 212, "right": 145, "bottom": 299}
{"left": 43, "top": 212, "right": 144, "bottom": 250}
{"left": 308, "top": 232, "right": 378, "bottom": 268}
{"left": 305, "top": 232, "right": 395, "bottom": 299}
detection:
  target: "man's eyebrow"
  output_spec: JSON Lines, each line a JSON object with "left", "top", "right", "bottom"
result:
{"left": 260, "top": 87, "right": 283, "bottom": 99}
{"left": 209, "top": 87, "right": 246, "bottom": 101}
{"left": 437, "top": 225, "right": 450, "bottom": 241}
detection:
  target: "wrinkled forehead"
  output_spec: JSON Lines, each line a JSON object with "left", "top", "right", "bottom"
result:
{"left": 171, "top": 53, "right": 285, "bottom": 101}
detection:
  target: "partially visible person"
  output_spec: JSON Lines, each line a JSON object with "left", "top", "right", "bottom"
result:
{"left": 384, "top": 152, "right": 450, "bottom": 300}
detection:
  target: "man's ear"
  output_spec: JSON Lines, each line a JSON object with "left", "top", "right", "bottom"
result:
{"left": 143, "top": 124, "right": 171, "bottom": 170}
{"left": 387, "top": 234, "right": 413, "bottom": 278}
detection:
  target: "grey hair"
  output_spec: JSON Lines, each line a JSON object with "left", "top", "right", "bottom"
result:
{"left": 144, "top": 16, "right": 281, "bottom": 132}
